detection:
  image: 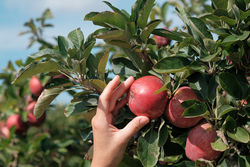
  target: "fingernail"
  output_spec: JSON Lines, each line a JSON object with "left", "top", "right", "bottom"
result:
{"left": 140, "top": 117, "right": 150, "bottom": 125}
{"left": 113, "top": 75, "right": 119, "bottom": 80}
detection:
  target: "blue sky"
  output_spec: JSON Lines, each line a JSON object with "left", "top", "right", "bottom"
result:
{"left": 0, "top": 0, "right": 182, "bottom": 103}
{"left": 0, "top": 0, "right": 133, "bottom": 70}
{"left": 0, "top": 0, "right": 183, "bottom": 71}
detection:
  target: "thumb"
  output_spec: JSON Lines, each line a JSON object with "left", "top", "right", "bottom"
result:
{"left": 120, "top": 116, "right": 150, "bottom": 141}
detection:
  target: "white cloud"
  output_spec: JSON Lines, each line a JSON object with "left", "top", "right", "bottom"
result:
{"left": 4, "top": 0, "right": 117, "bottom": 14}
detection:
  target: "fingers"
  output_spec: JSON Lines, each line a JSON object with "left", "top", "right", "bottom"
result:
{"left": 112, "top": 97, "right": 128, "bottom": 117}
{"left": 109, "top": 76, "right": 134, "bottom": 111}
{"left": 98, "top": 75, "right": 120, "bottom": 110}
{"left": 119, "top": 116, "right": 150, "bottom": 141}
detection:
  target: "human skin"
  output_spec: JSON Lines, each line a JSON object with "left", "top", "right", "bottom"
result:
{"left": 91, "top": 75, "right": 150, "bottom": 167}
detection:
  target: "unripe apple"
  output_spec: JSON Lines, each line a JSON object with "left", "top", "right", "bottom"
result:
{"left": 26, "top": 101, "right": 46, "bottom": 127}
{"left": 29, "top": 76, "right": 44, "bottom": 97}
{"left": 6, "top": 114, "right": 28, "bottom": 135}
{"left": 165, "top": 86, "right": 203, "bottom": 128}
{"left": 0, "top": 121, "right": 10, "bottom": 138}
{"left": 154, "top": 28, "right": 171, "bottom": 48}
{"left": 128, "top": 76, "right": 168, "bottom": 119}
{"left": 185, "top": 123, "right": 222, "bottom": 161}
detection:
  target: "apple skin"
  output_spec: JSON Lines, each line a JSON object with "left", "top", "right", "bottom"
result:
{"left": 165, "top": 86, "right": 203, "bottom": 128}
{"left": 154, "top": 28, "right": 171, "bottom": 48}
{"left": 185, "top": 123, "right": 222, "bottom": 161}
{"left": 29, "top": 76, "right": 44, "bottom": 97}
{"left": 6, "top": 114, "right": 28, "bottom": 135}
{"left": 0, "top": 121, "right": 10, "bottom": 138}
{"left": 128, "top": 76, "right": 168, "bottom": 119}
{"left": 26, "top": 95, "right": 34, "bottom": 104}
{"left": 26, "top": 101, "right": 46, "bottom": 127}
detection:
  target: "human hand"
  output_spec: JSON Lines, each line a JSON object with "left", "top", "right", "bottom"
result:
{"left": 91, "top": 75, "right": 150, "bottom": 167}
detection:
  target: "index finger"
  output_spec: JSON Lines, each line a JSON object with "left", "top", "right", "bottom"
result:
{"left": 99, "top": 75, "right": 120, "bottom": 104}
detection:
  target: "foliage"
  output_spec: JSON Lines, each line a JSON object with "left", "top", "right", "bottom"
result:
{"left": 1, "top": 0, "right": 250, "bottom": 166}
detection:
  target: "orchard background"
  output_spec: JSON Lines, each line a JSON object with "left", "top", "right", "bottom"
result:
{"left": 0, "top": 0, "right": 249, "bottom": 167}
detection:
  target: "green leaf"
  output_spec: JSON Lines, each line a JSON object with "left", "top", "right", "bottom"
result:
{"left": 211, "top": 138, "right": 229, "bottom": 151}
{"left": 189, "top": 17, "right": 213, "bottom": 40}
{"left": 80, "top": 42, "right": 95, "bottom": 75}
{"left": 64, "top": 100, "right": 97, "bottom": 117}
{"left": 41, "top": 9, "right": 53, "bottom": 20}
{"left": 82, "top": 42, "right": 95, "bottom": 61}
{"left": 173, "top": 161, "right": 195, "bottom": 167}
{"left": 212, "top": 0, "right": 228, "bottom": 10}
{"left": 182, "top": 100, "right": 208, "bottom": 118}
{"left": 58, "top": 36, "right": 73, "bottom": 57}
{"left": 137, "top": 128, "right": 160, "bottom": 167}
{"left": 105, "top": 40, "right": 131, "bottom": 48}
{"left": 240, "top": 9, "right": 250, "bottom": 20}
{"left": 122, "top": 48, "right": 143, "bottom": 72}
{"left": 227, "top": 127, "right": 250, "bottom": 143}
{"left": 222, "top": 31, "right": 250, "bottom": 44}
{"left": 207, "top": 75, "right": 218, "bottom": 103}
{"left": 68, "top": 28, "right": 84, "bottom": 49}
{"left": 158, "top": 119, "right": 168, "bottom": 147}
{"left": 152, "top": 29, "right": 185, "bottom": 42}
{"left": 111, "top": 57, "right": 139, "bottom": 77}
{"left": 95, "top": 30, "right": 128, "bottom": 42}
{"left": 83, "top": 79, "right": 107, "bottom": 93}
{"left": 238, "top": 155, "right": 250, "bottom": 167}
{"left": 130, "top": 0, "right": 144, "bottom": 22}
{"left": 161, "top": 2, "right": 170, "bottom": 21}
{"left": 97, "top": 52, "right": 109, "bottom": 80}
{"left": 141, "top": 19, "right": 161, "bottom": 42}
{"left": 216, "top": 105, "right": 237, "bottom": 118}
{"left": 217, "top": 159, "right": 235, "bottom": 167}
{"left": 223, "top": 115, "right": 237, "bottom": 132}
{"left": 162, "top": 155, "right": 183, "bottom": 164}
{"left": 13, "top": 60, "right": 60, "bottom": 84}
{"left": 84, "top": 11, "right": 127, "bottom": 29}
{"left": 200, "top": 47, "right": 222, "bottom": 62}
{"left": 80, "top": 127, "right": 93, "bottom": 142}
{"left": 44, "top": 78, "right": 73, "bottom": 89}
{"left": 29, "top": 48, "right": 61, "bottom": 59}
{"left": 137, "top": 0, "right": 155, "bottom": 29}
{"left": 176, "top": 8, "right": 212, "bottom": 46}
{"left": 119, "top": 154, "right": 143, "bottom": 167}
{"left": 34, "top": 87, "right": 64, "bottom": 118}
{"left": 219, "top": 72, "right": 243, "bottom": 98}
{"left": 103, "top": 1, "right": 129, "bottom": 21}
{"left": 153, "top": 56, "right": 190, "bottom": 73}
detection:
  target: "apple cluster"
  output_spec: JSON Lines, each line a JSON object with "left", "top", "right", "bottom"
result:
{"left": 128, "top": 75, "right": 222, "bottom": 162}
{"left": 0, "top": 76, "right": 45, "bottom": 138}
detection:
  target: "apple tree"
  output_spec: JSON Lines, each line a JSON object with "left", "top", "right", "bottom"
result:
{"left": 3, "top": 0, "right": 250, "bottom": 166}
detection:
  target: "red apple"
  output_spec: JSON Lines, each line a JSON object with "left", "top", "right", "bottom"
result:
{"left": 185, "top": 123, "right": 222, "bottom": 161}
{"left": 29, "top": 76, "right": 44, "bottom": 97}
{"left": 26, "top": 95, "right": 34, "bottom": 104}
{"left": 26, "top": 101, "right": 46, "bottom": 127}
{"left": 154, "top": 28, "right": 171, "bottom": 48}
{"left": 166, "top": 86, "right": 203, "bottom": 128}
{"left": 128, "top": 76, "right": 168, "bottom": 119}
{"left": 0, "top": 121, "right": 10, "bottom": 138}
{"left": 6, "top": 114, "right": 28, "bottom": 134}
